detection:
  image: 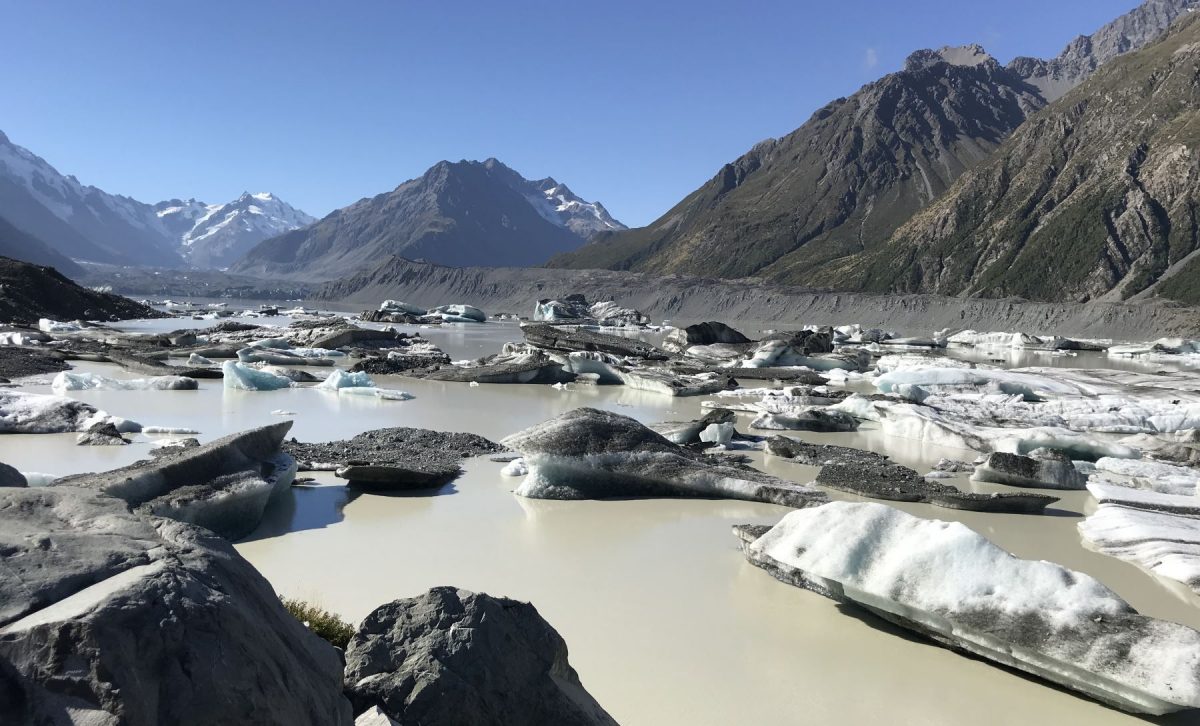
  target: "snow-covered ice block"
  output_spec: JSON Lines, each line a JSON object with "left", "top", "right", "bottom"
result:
{"left": 1079, "top": 501, "right": 1200, "bottom": 596}
{"left": 0, "top": 389, "right": 139, "bottom": 434}
{"left": 739, "top": 501, "right": 1200, "bottom": 715}
{"left": 316, "top": 369, "right": 375, "bottom": 390}
{"left": 52, "top": 371, "right": 198, "bottom": 392}
{"left": 221, "top": 361, "right": 293, "bottom": 391}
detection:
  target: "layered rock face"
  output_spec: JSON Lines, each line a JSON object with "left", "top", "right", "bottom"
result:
{"left": 551, "top": 47, "right": 1044, "bottom": 281}
{"left": 0, "top": 486, "right": 353, "bottom": 726}
{"left": 344, "top": 587, "right": 618, "bottom": 726}
{"left": 56, "top": 422, "right": 296, "bottom": 540}
{"left": 831, "top": 14, "right": 1200, "bottom": 303}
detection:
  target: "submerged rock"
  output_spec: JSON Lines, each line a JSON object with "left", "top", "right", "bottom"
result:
{"left": 971, "top": 449, "right": 1087, "bottom": 490}
{"left": 0, "top": 486, "right": 352, "bottom": 725}
{"left": 736, "top": 501, "right": 1200, "bottom": 715}
{"left": 502, "top": 408, "right": 828, "bottom": 507}
{"left": 56, "top": 422, "right": 297, "bottom": 540}
{"left": 343, "top": 586, "right": 617, "bottom": 726}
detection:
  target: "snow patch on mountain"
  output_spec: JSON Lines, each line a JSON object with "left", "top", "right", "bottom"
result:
{"left": 523, "top": 180, "right": 626, "bottom": 239}
{"left": 155, "top": 192, "right": 315, "bottom": 268}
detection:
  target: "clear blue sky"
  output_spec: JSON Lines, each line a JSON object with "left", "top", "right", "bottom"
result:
{"left": 1, "top": 0, "right": 1139, "bottom": 226}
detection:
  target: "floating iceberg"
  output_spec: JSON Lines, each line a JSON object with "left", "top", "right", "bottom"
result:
{"left": 500, "top": 458, "right": 528, "bottom": 477}
{"left": 51, "top": 371, "right": 198, "bottom": 392}
{"left": 37, "top": 318, "right": 82, "bottom": 333}
{"left": 316, "top": 369, "right": 375, "bottom": 390}
{"left": 0, "top": 390, "right": 139, "bottom": 434}
{"left": 221, "top": 361, "right": 293, "bottom": 391}
{"left": 738, "top": 501, "right": 1200, "bottom": 715}
{"left": 502, "top": 408, "right": 828, "bottom": 507}
{"left": 1079, "top": 493, "right": 1200, "bottom": 596}
{"left": 428, "top": 304, "right": 486, "bottom": 323}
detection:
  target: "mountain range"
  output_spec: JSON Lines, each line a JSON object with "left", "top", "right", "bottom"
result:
{"left": 231, "top": 158, "right": 625, "bottom": 280}
{"left": 550, "top": 0, "right": 1199, "bottom": 303}
{"left": 0, "top": 130, "right": 313, "bottom": 271}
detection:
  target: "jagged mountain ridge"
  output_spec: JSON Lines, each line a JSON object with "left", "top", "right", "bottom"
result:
{"left": 155, "top": 193, "right": 315, "bottom": 269}
{"left": 231, "top": 158, "right": 625, "bottom": 280}
{"left": 816, "top": 13, "right": 1200, "bottom": 304}
{"left": 548, "top": 0, "right": 1196, "bottom": 292}
{"left": 0, "top": 130, "right": 183, "bottom": 267}
{"left": 0, "top": 129, "right": 312, "bottom": 271}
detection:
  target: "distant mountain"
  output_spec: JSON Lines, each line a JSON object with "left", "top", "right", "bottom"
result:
{"left": 0, "top": 215, "right": 83, "bottom": 277}
{"left": 549, "top": 0, "right": 1193, "bottom": 286}
{"left": 232, "top": 158, "right": 624, "bottom": 280}
{"left": 816, "top": 13, "right": 1200, "bottom": 304}
{"left": 549, "top": 45, "right": 1044, "bottom": 280}
{"left": 155, "top": 193, "right": 315, "bottom": 269}
{"left": 0, "top": 130, "right": 183, "bottom": 267}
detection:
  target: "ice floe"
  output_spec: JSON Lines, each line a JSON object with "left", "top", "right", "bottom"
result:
{"left": 51, "top": 371, "right": 198, "bottom": 392}
{"left": 738, "top": 501, "right": 1200, "bottom": 714}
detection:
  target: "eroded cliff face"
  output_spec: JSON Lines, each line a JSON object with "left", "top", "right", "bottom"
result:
{"left": 826, "top": 15, "right": 1200, "bottom": 303}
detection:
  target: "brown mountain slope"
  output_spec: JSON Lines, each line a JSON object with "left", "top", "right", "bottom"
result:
{"left": 820, "top": 14, "right": 1200, "bottom": 304}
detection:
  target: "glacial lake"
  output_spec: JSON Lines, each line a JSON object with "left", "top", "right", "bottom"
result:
{"left": 3, "top": 311, "right": 1198, "bottom": 725}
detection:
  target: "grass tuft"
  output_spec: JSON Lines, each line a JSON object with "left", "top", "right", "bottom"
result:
{"left": 281, "top": 597, "right": 355, "bottom": 650}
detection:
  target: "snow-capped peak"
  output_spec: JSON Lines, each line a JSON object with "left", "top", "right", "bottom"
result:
{"left": 522, "top": 178, "right": 626, "bottom": 239}
{"left": 154, "top": 192, "right": 315, "bottom": 268}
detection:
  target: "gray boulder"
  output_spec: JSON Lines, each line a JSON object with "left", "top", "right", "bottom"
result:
{"left": 0, "top": 461, "right": 25, "bottom": 487}
{"left": 663, "top": 321, "right": 752, "bottom": 353}
{"left": 76, "top": 421, "right": 131, "bottom": 446}
{"left": 56, "top": 422, "right": 297, "bottom": 540}
{"left": 502, "top": 408, "right": 827, "bottom": 507}
{"left": 971, "top": 448, "right": 1087, "bottom": 490}
{"left": 0, "top": 486, "right": 352, "bottom": 725}
{"left": 344, "top": 586, "right": 617, "bottom": 726}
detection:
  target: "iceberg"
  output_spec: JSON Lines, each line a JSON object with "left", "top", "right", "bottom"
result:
{"left": 51, "top": 371, "right": 198, "bottom": 392}
{"left": 221, "top": 361, "right": 293, "bottom": 391}
{"left": 37, "top": 318, "right": 82, "bottom": 333}
{"left": 502, "top": 408, "right": 828, "bottom": 507}
{"left": 738, "top": 501, "right": 1200, "bottom": 715}
{"left": 316, "top": 369, "right": 375, "bottom": 390}
{"left": 1079, "top": 496, "right": 1200, "bottom": 596}
{"left": 428, "top": 304, "right": 486, "bottom": 323}
{"left": 0, "top": 389, "right": 140, "bottom": 434}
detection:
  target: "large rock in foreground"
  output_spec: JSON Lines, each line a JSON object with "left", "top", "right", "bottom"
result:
{"left": 0, "top": 486, "right": 352, "bottom": 725}
{"left": 344, "top": 586, "right": 617, "bottom": 726}
{"left": 502, "top": 407, "right": 827, "bottom": 507}
{"left": 56, "top": 422, "right": 296, "bottom": 540}
{"left": 735, "top": 501, "right": 1200, "bottom": 715}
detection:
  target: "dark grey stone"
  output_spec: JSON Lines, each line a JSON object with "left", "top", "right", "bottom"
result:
{"left": 344, "top": 586, "right": 617, "bottom": 726}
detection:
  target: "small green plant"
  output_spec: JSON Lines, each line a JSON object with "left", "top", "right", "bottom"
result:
{"left": 281, "top": 597, "right": 355, "bottom": 650}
